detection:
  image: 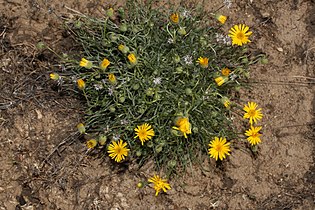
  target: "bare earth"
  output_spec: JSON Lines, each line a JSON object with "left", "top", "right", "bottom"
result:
{"left": 0, "top": 0, "right": 314, "bottom": 209}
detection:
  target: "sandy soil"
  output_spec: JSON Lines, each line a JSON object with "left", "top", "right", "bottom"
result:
{"left": 0, "top": 0, "right": 314, "bottom": 209}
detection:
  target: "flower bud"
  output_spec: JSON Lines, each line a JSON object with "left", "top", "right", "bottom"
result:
{"left": 185, "top": 88, "right": 193, "bottom": 96}
{"left": 241, "top": 57, "right": 249, "bottom": 64}
{"left": 136, "top": 150, "right": 142, "bottom": 157}
{"left": 118, "top": 44, "right": 129, "bottom": 54}
{"left": 146, "top": 88, "right": 155, "bottom": 96}
{"left": 119, "top": 96, "right": 125, "bottom": 103}
{"left": 147, "top": 141, "right": 154, "bottom": 148}
{"left": 109, "top": 106, "right": 116, "bottom": 113}
{"left": 77, "top": 123, "right": 86, "bottom": 134}
{"left": 109, "top": 33, "right": 118, "bottom": 42}
{"left": 155, "top": 145, "right": 163, "bottom": 153}
{"left": 137, "top": 182, "right": 144, "bottom": 188}
{"left": 119, "top": 23, "right": 128, "bottom": 32}
{"left": 173, "top": 54, "right": 180, "bottom": 63}
{"left": 98, "top": 135, "right": 107, "bottom": 145}
{"left": 178, "top": 27, "right": 186, "bottom": 35}
{"left": 36, "top": 42, "right": 46, "bottom": 50}
{"left": 132, "top": 83, "right": 140, "bottom": 90}
{"left": 215, "top": 14, "right": 227, "bottom": 24}
{"left": 74, "top": 20, "right": 82, "bottom": 28}
{"left": 106, "top": 8, "right": 115, "bottom": 19}
{"left": 50, "top": 73, "right": 60, "bottom": 81}
{"left": 168, "top": 160, "right": 177, "bottom": 167}
{"left": 192, "top": 127, "right": 199, "bottom": 133}
{"left": 77, "top": 79, "right": 86, "bottom": 90}
{"left": 261, "top": 57, "right": 268, "bottom": 64}
{"left": 199, "top": 37, "right": 207, "bottom": 47}
{"left": 175, "top": 66, "right": 183, "bottom": 74}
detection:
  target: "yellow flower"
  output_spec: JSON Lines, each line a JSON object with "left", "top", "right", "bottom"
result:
{"left": 148, "top": 175, "right": 171, "bottom": 196}
{"left": 172, "top": 117, "right": 192, "bottom": 138}
{"left": 108, "top": 73, "right": 117, "bottom": 85}
{"left": 137, "top": 182, "right": 144, "bottom": 188}
{"left": 214, "top": 76, "right": 228, "bottom": 86}
{"left": 216, "top": 14, "right": 227, "bottom": 24}
{"left": 77, "top": 79, "right": 86, "bottom": 90}
{"left": 79, "top": 58, "right": 93, "bottom": 69}
{"left": 107, "top": 139, "right": 130, "bottom": 162}
{"left": 128, "top": 53, "right": 137, "bottom": 65}
{"left": 100, "top": 58, "right": 110, "bottom": 70}
{"left": 50, "top": 73, "right": 60, "bottom": 81}
{"left": 221, "top": 68, "right": 231, "bottom": 76}
{"left": 243, "top": 102, "right": 263, "bottom": 124}
{"left": 245, "top": 126, "right": 262, "bottom": 145}
{"left": 86, "top": 139, "right": 97, "bottom": 149}
{"left": 118, "top": 44, "right": 129, "bottom": 54}
{"left": 77, "top": 123, "right": 86, "bottom": 134}
{"left": 134, "top": 123, "right": 155, "bottom": 145}
{"left": 197, "top": 57, "right": 209, "bottom": 68}
{"left": 221, "top": 97, "right": 231, "bottom": 109}
{"left": 106, "top": 8, "right": 115, "bottom": 19}
{"left": 170, "top": 13, "right": 179, "bottom": 24}
{"left": 208, "top": 137, "right": 231, "bottom": 161}
{"left": 228, "top": 24, "right": 252, "bottom": 46}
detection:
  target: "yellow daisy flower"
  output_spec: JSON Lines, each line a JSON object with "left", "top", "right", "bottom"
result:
{"left": 77, "top": 123, "right": 86, "bottom": 134}
{"left": 243, "top": 102, "right": 263, "bottom": 124}
{"left": 214, "top": 76, "right": 228, "bottom": 86}
{"left": 134, "top": 123, "right": 155, "bottom": 145}
{"left": 108, "top": 73, "right": 117, "bottom": 85}
{"left": 245, "top": 126, "right": 262, "bottom": 145}
{"left": 172, "top": 117, "right": 192, "bottom": 138}
{"left": 197, "top": 57, "right": 209, "bottom": 68}
{"left": 170, "top": 13, "right": 179, "bottom": 24}
{"left": 228, "top": 24, "right": 252, "bottom": 46}
{"left": 107, "top": 139, "right": 130, "bottom": 162}
{"left": 50, "top": 73, "right": 60, "bottom": 81}
{"left": 221, "top": 97, "right": 231, "bottom": 109}
{"left": 148, "top": 174, "right": 171, "bottom": 196}
{"left": 128, "top": 53, "right": 137, "bottom": 65}
{"left": 86, "top": 139, "right": 97, "bottom": 149}
{"left": 221, "top": 68, "right": 231, "bottom": 76}
{"left": 77, "top": 79, "right": 86, "bottom": 90}
{"left": 100, "top": 58, "right": 110, "bottom": 70}
{"left": 79, "top": 58, "right": 93, "bottom": 69}
{"left": 208, "top": 137, "right": 231, "bottom": 161}
{"left": 216, "top": 14, "right": 227, "bottom": 24}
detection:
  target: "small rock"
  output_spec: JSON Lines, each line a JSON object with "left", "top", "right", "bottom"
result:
{"left": 276, "top": 47, "right": 283, "bottom": 52}
{"left": 35, "top": 109, "right": 43, "bottom": 119}
{"left": 262, "top": 12, "right": 270, "bottom": 18}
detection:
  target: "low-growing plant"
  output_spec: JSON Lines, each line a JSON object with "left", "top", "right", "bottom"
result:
{"left": 50, "top": 0, "right": 264, "bottom": 176}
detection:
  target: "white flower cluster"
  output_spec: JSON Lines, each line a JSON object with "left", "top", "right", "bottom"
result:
{"left": 215, "top": 33, "right": 232, "bottom": 46}
{"left": 223, "top": 0, "right": 232, "bottom": 8}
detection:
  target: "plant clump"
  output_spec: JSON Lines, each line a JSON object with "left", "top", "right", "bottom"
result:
{"left": 50, "top": 1, "right": 265, "bottom": 176}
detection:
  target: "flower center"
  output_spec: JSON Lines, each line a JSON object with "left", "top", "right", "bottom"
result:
{"left": 248, "top": 110, "right": 256, "bottom": 117}
{"left": 115, "top": 147, "right": 122, "bottom": 154}
{"left": 251, "top": 133, "right": 259, "bottom": 138}
{"left": 236, "top": 32, "right": 245, "bottom": 40}
{"left": 215, "top": 145, "right": 222, "bottom": 152}
{"left": 139, "top": 130, "right": 147, "bottom": 138}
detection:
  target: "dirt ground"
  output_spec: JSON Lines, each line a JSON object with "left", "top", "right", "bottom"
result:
{"left": 0, "top": 0, "right": 314, "bottom": 209}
